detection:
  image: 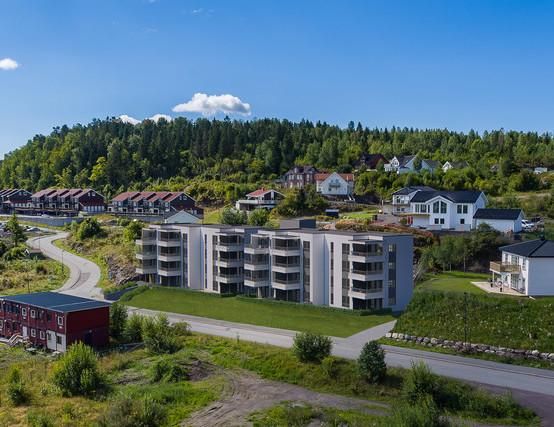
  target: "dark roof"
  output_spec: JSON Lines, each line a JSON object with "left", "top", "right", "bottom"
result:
{"left": 0, "top": 292, "right": 110, "bottom": 313}
{"left": 395, "top": 155, "right": 416, "bottom": 167}
{"left": 422, "top": 159, "right": 441, "bottom": 169}
{"left": 410, "top": 190, "right": 484, "bottom": 204}
{"left": 473, "top": 208, "right": 522, "bottom": 220}
{"left": 356, "top": 153, "right": 388, "bottom": 169}
{"left": 392, "top": 186, "right": 436, "bottom": 196}
{"left": 500, "top": 239, "right": 554, "bottom": 258}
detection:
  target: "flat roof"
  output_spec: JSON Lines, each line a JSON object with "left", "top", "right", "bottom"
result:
{"left": 0, "top": 292, "right": 110, "bottom": 313}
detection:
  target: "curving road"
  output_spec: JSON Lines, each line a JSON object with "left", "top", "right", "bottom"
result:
{"left": 27, "top": 230, "right": 103, "bottom": 300}
{"left": 30, "top": 229, "right": 554, "bottom": 423}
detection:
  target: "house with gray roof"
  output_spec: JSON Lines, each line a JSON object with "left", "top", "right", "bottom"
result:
{"left": 473, "top": 208, "right": 524, "bottom": 233}
{"left": 490, "top": 238, "right": 554, "bottom": 295}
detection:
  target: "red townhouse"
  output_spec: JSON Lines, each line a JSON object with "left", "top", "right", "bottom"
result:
{"left": 0, "top": 189, "right": 32, "bottom": 213}
{"left": 109, "top": 191, "right": 203, "bottom": 217}
{"left": 29, "top": 188, "right": 105, "bottom": 215}
{"left": 0, "top": 292, "right": 110, "bottom": 351}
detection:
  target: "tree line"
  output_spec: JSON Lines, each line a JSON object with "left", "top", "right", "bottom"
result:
{"left": 1, "top": 116, "right": 553, "bottom": 203}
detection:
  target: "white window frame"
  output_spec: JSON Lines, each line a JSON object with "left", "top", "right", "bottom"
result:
{"left": 30, "top": 309, "right": 36, "bottom": 319}
{"left": 57, "top": 316, "right": 64, "bottom": 326}
{"left": 22, "top": 308, "right": 27, "bottom": 318}
{"left": 31, "top": 329, "right": 36, "bottom": 338}
{"left": 40, "top": 330, "right": 45, "bottom": 339}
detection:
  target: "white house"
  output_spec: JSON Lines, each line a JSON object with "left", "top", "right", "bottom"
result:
{"left": 384, "top": 155, "right": 417, "bottom": 174}
{"left": 391, "top": 186, "right": 436, "bottom": 214}
{"left": 235, "top": 188, "right": 284, "bottom": 211}
{"left": 408, "top": 190, "right": 487, "bottom": 231}
{"left": 442, "top": 161, "right": 469, "bottom": 173}
{"left": 164, "top": 210, "right": 201, "bottom": 224}
{"left": 490, "top": 239, "right": 554, "bottom": 296}
{"left": 315, "top": 172, "right": 354, "bottom": 197}
{"left": 473, "top": 208, "right": 523, "bottom": 233}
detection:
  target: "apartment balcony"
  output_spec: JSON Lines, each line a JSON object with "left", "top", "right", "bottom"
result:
{"left": 158, "top": 266, "right": 181, "bottom": 277}
{"left": 215, "top": 273, "right": 243, "bottom": 284}
{"left": 136, "top": 251, "right": 156, "bottom": 260}
{"left": 136, "top": 265, "right": 157, "bottom": 275}
{"left": 244, "top": 245, "right": 270, "bottom": 255}
{"left": 348, "top": 269, "right": 384, "bottom": 281}
{"left": 216, "top": 257, "right": 243, "bottom": 268}
{"left": 158, "top": 253, "right": 181, "bottom": 262}
{"left": 490, "top": 261, "right": 521, "bottom": 274}
{"left": 158, "top": 239, "right": 181, "bottom": 248}
{"left": 272, "top": 262, "right": 301, "bottom": 274}
{"left": 348, "top": 287, "right": 384, "bottom": 300}
{"left": 136, "top": 238, "right": 156, "bottom": 246}
{"left": 215, "top": 243, "right": 243, "bottom": 252}
{"left": 271, "top": 278, "right": 301, "bottom": 291}
{"left": 244, "top": 276, "right": 270, "bottom": 287}
{"left": 243, "top": 260, "right": 269, "bottom": 271}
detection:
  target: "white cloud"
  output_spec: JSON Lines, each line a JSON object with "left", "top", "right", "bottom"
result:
{"left": 148, "top": 113, "right": 173, "bottom": 122}
{"left": 172, "top": 93, "right": 251, "bottom": 116}
{"left": 118, "top": 114, "right": 141, "bottom": 125}
{"left": 0, "top": 58, "right": 19, "bottom": 70}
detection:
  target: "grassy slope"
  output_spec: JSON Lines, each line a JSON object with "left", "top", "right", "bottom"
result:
{"left": 202, "top": 207, "right": 223, "bottom": 224}
{"left": 0, "top": 258, "right": 68, "bottom": 296}
{"left": 393, "top": 273, "right": 554, "bottom": 351}
{"left": 124, "top": 287, "right": 395, "bottom": 337}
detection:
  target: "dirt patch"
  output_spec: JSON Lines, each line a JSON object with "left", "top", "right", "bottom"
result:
{"left": 187, "top": 359, "right": 213, "bottom": 382}
{"left": 184, "top": 370, "right": 388, "bottom": 427}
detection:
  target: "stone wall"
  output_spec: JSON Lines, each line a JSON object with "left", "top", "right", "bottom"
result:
{"left": 386, "top": 332, "right": 554, "bottom": 363}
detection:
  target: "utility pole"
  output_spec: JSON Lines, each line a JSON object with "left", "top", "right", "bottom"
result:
{"left": 463, "top": 292, "right": 468, "bottom": 344}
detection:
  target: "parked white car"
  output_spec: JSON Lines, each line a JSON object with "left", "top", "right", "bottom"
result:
{"left": 521, "top": 219, "right": 535, "bottom": 231}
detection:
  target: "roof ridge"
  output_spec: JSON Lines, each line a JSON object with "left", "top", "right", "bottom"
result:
{"left": 528, "top": 239, "right": 547, "bottom": 257}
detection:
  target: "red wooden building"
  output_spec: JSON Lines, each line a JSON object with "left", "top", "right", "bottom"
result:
{"left": 0, "top": 292, "right": 110, "bottom": 352}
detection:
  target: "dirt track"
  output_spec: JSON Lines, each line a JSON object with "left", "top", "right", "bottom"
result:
{"left": 184, "top": 370, "right": 388, "bottom": 427}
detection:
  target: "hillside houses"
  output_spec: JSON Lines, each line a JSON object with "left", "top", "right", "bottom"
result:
{"left": 315, "top": 172, "right": 355, "bottom": 197}
{"left": 0, "top": 189, "right": 31, "bottom": 213}
{"left": 30, "top": 188, "right": 105, "bottom": 215}
{"left": 282, "top": 165, "right": 319, "bottom": 189}
{"left": 235, "top": 188, "right": 284, "bottom": 211}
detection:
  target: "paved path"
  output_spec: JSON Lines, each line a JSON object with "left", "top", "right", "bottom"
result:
{"left": 27, "top": 231, "right": 103, "bottom": 299}
{"left": 28, "top": 229, "right": 554, "bottom": 423}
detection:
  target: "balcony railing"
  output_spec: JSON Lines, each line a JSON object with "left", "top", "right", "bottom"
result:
{"left": 351, "top": 250, "right": 382, "bottom": 257}
{"left": 490, "top": 261, "right": 521, "bottom": 273}
{"left": 274, "top": 262, "right": 300, "bottom": 268}
{"left": 351, "top": 287, "right": 383, "bottom": 294}
{"left": 351, "top": 269, "right": 383, "bottom": 276}
{"left": 159, "top": 266, "right": 180, "bottom": 272}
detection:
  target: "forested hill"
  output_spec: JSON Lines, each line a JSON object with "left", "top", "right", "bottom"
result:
{"left": 0, "top": 117, "right": 553, "bottom": 203}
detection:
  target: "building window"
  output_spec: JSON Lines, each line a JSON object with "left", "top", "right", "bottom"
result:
{"left": 56, "top": 335, "right": 62, "bottom": 345}
{"left": 433, "top": 201, "right": 440, "bottom": 213}
{"left": 57, "top": 316, "right": 64, "bottom": 326}
{"left": 30, "top": 309, "right": 36, "bottom": 318}
{"left": 460, "top": 218, "right": 465, "bottom": 224}
{"left": 22, "top": 308, "right": 27, "bottom": 318}
{"left": 0, "top": 320, "right": 3, "bottom": 330}
{"left": 440, "top": 201, "right": 447, "bottom": 214}
{"left": 440, "top": 218, "right": 445, "bottom": 224}
{"left": 40, "top": 330, "right": 45, "bottom": 339}
{"left": 434, "top": 218, "right": 439, "bottom": 224}
{"left": 31, "top": 329, "right": 36, "bottom": 337}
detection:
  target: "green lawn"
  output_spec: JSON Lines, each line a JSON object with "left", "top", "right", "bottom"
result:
{"left": 417, "top": 271, "right": 489, "bottom": 295}
{"left": 124, "top": 287, "right": 395, "bottom": 337}
{"left": 340, "top": 210, "right": 378, "bottom": 220}
{"left": 202, "top": 207, "right": 224, "bottom": 224}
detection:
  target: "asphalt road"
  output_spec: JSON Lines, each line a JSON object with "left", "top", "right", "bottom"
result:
{"left": 30, "top": 229, "right": 554, "bottom": 424}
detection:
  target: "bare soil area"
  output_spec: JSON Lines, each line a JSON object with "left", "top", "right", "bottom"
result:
{"left": 184, "top": 370, "right": 388, "bottom": 427}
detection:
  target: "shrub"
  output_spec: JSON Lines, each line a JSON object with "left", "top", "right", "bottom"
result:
{"left": 220, "top": 207, "right": 247, "bottom": 225}
{"left": 357, "top": 341, "right": 386, "bottom": 384}
{"left": 321, "top": 356, "right": 341, "bottom": 379}
{"left": 150, "top": 358, "right": 187, "bottom": 382}
{"left": 403, "top": 362, "right": 440, "bottom": 405}
{"left": 52, "top": 342, "right": 106, "bottom": 396}
{"left": 292, "top": 331, "right": 332, "bottom": 363}
{"left": 124, "top": 313, "right": 145, "bottom": 342}
{"left": 110, "top": 302, "right": 128, "bottom": 341}
{"left": 97, "top": 395, "right": 166, "bottom": 427}
{"left": 74, "top": 217, "right": 104, "bottom": 241}
{"left": 389, "top": 395, "right": 450, "bottom": 427}
{"left": 26, "top": 410, "right": 55, "bottom": 427}
{"left": 6, "top": 367, "right": 30, "bottom": 406}
{"left": 142, "top": 314, "right": 181, "bottom": 354}
{"left": 123, "top": 220, "right": 143, "bottom": 242}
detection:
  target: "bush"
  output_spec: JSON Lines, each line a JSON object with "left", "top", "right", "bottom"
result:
{"left": 26, "top": 410, "right": 55, "bottom": 427}
{"left": 358, "top": 341, "right": 386, "bottom": 384}
{"left": 97, "top": 395, "right": 166, "bottom": 427}
{"left": 389, "top": 395, "right": 450, "bottom": 427}
{"left": 292, "top": 332, "right": 332, "bottom": 363}
{"left": 52, "top": 342, "right": 106, "bottom": 396}
{"left": 321, "top": 356, "right": 341, "bottom": 379}
{"left": 6, "top": 367, "right": 30, "bottom": 406}
{"left": 124, "top": 313, "right": 145, "bottom": 342}
{"left": 220, "top": 207, "right": 247, "bottom": 225}
{"left": 150, "top": 358, "right": 187, "bottom": 382}
{"left": 247, "top": 208, "right": 270, "bottom": 226}
{"left": 110, "top": 302, "right": 128, "bottom": 341}
{"left": 142, "top": 314, "right": 181, "bottom": 354}
{"left": 74, "top": 217, "right": 104, "bottom": 241}
{"left": 403, "top": 362, "right": 440, "bottom": 405}
{"left": 124, "top": 220, "right": 143, "bottom": 242}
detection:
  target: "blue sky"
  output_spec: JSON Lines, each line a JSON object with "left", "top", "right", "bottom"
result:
{"left": 1, "top": 0, "right": 554, "bottom": 157}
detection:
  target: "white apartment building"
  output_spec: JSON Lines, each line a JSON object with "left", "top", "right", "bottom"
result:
{"left": 490, "top": 239, "right": 554, "bottom": 296}
{"left": 136, "top": 223, "right": 414, "bottom": 311}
